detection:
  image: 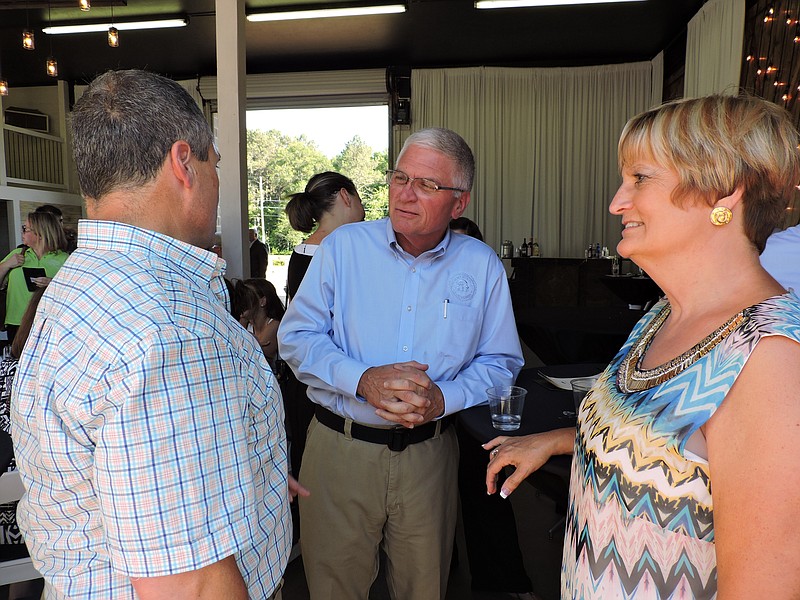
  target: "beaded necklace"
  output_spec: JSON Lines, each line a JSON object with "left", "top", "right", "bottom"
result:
{"left": 618, "top": 303, "right": 747, "bottom": 393}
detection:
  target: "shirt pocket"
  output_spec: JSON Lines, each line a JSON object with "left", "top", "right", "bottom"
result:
{"left": 436, "top": 303, "right": 481, "bottom": 359}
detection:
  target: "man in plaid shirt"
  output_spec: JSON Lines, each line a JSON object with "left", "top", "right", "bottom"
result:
{"left": 11, "top": 69, "right": 299, "bottom": 600}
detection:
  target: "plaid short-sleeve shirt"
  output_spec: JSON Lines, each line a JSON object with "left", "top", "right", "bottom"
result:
{"left": 11, "top": 220, "right": 291, "bottom": 599}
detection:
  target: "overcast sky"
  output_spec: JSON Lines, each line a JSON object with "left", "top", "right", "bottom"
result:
{"left": 246, "top": 105, "right": 389, "bottom": 158}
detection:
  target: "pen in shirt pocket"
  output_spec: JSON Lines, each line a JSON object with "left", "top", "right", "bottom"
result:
{"left": 443, "top": 298, "right": 449, "bottom": 319}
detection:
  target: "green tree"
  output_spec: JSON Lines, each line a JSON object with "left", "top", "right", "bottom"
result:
{"left": 247, "top": 129, "right": 331, "bottom": 253}
{"left": 246, "top": 129, "right": 390, "bottom": 254}
{"left": 333, "top": 136, "right": 389, "bottom": 221}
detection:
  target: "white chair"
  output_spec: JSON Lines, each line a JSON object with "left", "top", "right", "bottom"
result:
{"left": 0, "top": 471, "right": 41, "bottom": 586}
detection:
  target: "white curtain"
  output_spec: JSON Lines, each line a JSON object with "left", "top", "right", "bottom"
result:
{"left": 411, "top": 63, "right": 658, "bottom": 257}
{"left": 685, "top": 0, "right": 746, "bottom": 97}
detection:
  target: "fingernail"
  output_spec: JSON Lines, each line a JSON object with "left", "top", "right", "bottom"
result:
{"left": 500, "top": 488, "right": 509, "bottom": 499}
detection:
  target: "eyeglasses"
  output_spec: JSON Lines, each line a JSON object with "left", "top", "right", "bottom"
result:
{"left": 385, "top": 170, "right": 466, "bottom": 195}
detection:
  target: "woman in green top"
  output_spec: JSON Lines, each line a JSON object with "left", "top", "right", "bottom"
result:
{"left": 0, "top": 212, "right": 68, "bottom": 343}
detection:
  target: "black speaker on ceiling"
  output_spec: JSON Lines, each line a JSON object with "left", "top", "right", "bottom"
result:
{"left": 387, "top": 66, "right": 411, "bottom": 125}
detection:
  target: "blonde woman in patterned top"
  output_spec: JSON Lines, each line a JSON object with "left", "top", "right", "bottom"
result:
{"left": 486, "top": 95, "right": 800, "bottom": 599}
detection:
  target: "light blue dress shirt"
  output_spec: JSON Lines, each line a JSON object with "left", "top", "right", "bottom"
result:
{"left": 761, "top": 224, "right": 800, "bottom": 292}
{"left": 278, "top": 218, "right": 524, "bottom": 426}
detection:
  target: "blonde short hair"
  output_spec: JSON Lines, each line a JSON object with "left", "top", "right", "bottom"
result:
{"left": 618, "top": 94, "right": 800, "bottom": 252}
{"left": 28, "top": 211, "right": 67, "bottom": 253}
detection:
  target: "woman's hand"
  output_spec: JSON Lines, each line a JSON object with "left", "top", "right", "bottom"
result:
{"left": 484, "top": 427, "right": 575, "bottom": 498}
{"left": 1, "top": 253, "right": 24, "bottom": 270}
{"left": 32, "top": 276, "right": 52, "bottom": 288}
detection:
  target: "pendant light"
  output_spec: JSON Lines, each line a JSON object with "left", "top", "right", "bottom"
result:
{"left": 46, "top": 2, "right": 58, "bottom": 78}
{"left": 108, "top": 2, "right": 119, "bottom": 47}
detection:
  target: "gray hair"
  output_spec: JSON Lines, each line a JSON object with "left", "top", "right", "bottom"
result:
{"left": 70, "top": 69, "right": 214, "bottom": 200}
{"left": 397, "top": 127, "right": 475, "bottom": 192}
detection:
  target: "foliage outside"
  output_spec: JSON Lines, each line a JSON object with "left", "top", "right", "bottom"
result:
{"left": 247, "top": 129, "right": 389, "bottom": 254}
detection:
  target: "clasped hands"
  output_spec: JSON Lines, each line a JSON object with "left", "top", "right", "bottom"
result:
{"left": 357, "top": 361, "right": 444, "bottom": 428}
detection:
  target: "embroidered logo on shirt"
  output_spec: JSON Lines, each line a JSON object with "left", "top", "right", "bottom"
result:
{"left": 448, "top": 272, "right": 476, "bottom": 303}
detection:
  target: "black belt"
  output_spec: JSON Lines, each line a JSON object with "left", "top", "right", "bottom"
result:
{"left": 314, "top": 405, "right": 451, "bottom": 452}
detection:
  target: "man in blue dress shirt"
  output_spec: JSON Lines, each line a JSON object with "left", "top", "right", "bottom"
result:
{"left": 761, "top": 223, "right": 800, "bottom": 291}
{"left": 279, "top": 127, "right": 524, "bottom": 599}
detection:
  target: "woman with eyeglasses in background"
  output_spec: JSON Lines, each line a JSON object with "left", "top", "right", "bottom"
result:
{"left": 0, "top": 212, "right": 68, "bottom": 344}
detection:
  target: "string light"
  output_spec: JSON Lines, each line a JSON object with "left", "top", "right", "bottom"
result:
{"left": 79, "top": 0, "right": 90, "bottom": 10}
{"left": 0, "top": 79, "right": 8, "bottom": 96}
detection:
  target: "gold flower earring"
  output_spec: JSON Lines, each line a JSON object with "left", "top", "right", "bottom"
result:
{"left": 710, "top": 206, "right": 733, "bottom": 226}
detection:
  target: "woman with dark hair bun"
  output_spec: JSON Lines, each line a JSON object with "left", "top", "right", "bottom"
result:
{"left": 449, "top": 216, "right": 484, "bottom": 242}
{"left": 284, "top": 171, "right": 364, "bottom": 301}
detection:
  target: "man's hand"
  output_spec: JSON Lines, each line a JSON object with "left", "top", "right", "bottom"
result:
{"left": 289, "top": 475, "right": 310, "bottom": 502}
{"left": 357, "top": 362, "right": 445, "bottom": 427}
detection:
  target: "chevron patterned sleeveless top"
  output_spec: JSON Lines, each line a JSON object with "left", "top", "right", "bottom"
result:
{"left": 561, "top": 292, "right": 800, "bottom": 599}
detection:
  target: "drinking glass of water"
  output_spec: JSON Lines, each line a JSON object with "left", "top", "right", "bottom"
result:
{"left": 487, "top": 385, "right": 527, "bottom": 431}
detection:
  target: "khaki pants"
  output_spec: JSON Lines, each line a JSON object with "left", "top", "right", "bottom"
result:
{"left": 299, "top": 416, "right": 459, "bottom": 600}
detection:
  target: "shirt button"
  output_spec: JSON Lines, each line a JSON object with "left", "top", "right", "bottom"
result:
{"left": 402, "top": 345, "right": 408, "bottom": 352}
{"left": 411, "top": 267, "right": 416, "bottom": 273}
{"left": 406, "top": 305, "right": 412, "bottom": 311}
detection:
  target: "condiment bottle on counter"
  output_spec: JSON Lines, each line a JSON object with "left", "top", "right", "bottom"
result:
{"left": 531, "top": 237, "right": 540, "bottom": 257}
{"left": 520, "top": 238, "right": 528, "bottom": 257}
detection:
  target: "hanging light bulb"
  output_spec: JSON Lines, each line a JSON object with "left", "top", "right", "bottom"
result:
{"left": 108, "top": 3, "right": 119, "bottom": 47}
{"left": 79, "top": 0, "right": 90, "bottom": 10}
{"left": 0, "top": 79, "right": 8, "bottom": 96}
{"left": 22, "top": 30, "right": 35, "bottom": 50}
{"left": 45, "top": 3, "right": 58, "bottom": 78}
